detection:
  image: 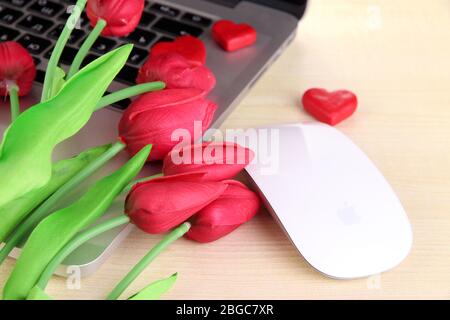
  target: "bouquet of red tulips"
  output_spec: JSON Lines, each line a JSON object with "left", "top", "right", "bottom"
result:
{"left": 0, "top": 0, "right": 260, "bottom": 300}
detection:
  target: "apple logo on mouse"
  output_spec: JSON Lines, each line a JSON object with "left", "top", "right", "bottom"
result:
{"left": 337, "top": 202, "right": 362, "bottom": 225}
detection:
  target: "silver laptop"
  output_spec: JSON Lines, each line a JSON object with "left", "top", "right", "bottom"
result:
{"left": 0, "top": 0, "right": 307, "bottom": 276}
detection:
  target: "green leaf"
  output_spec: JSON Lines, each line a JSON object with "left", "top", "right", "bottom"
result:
{"left": 2, "top": 145, "right": 151, "bottom": 300}
{"left": 50, "top": 67, "right": 66, "bottom": 96}
{"left": 26, "top": 286, "right": 53, "bottom": 300}
{"left": 0, "top": 144, "right": 111, "bottom": 243}
{"left": 128, "top": 274, "right": 178, "bottom": 300}
{"left": 0, "top": 44, "right": 133, "bottom": 208}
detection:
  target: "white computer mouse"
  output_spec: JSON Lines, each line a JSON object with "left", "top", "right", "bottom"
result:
{"left": 242, "top": 122, "right": 412, "bottom": 279}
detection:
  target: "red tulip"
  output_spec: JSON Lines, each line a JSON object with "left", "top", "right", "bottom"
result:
{"left": 185, "top": 180, "right": 260, "bottom": 243}
{"left": 150, "top": 35, "right": 207, "bottom": 66}
{"left": 0, "top": 41, "right": 36, "bottom": 97}
{"left": 118, "top": 88, "right": 217, "bottom": 161}
{"left": 86, "top": 0, "right": 145, "bottom": 37}
{"left": 163, "top": 142, "right": 255, "bottom": 181}
{"left": 136, "top": 53, "right": 216, "bottom": 93}
{"left": 125, "top": 173, "right": 228, "bottom": 234}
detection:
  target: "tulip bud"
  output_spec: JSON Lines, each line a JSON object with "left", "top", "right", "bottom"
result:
{"left": 0, "top": 41, "right": 36, "bottom": 97}
{"left": 125, "top": 173, "right": 228, "bottom": 234}
{"left": 137, "top": 53, "right": 216, "bottom": 93}
{"left": 150, "top": 35, "right": 207, "bottom": 66}
{"left": 118, "top": 88, "right": 217, "bottom": 161}
{"left": 86, "top": 0, "right": 145, "bottom": 37}
{"left": 185, "top": 180, "right": 261, "bottom": 243}
{"left": 163, "top": 142, "right": 255, "bottom": 181}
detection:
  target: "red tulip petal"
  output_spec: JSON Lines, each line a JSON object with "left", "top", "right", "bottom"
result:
{"left": 87, "top": 0, "right": 145, "bottom": 37}
{"left": 126, "top": 173, "right": 228, "bottom": 234}
{"left": 122, "top": 88, "right": 206, "bottom": 119}
{"left": 186, "top": 224, "right": 239, "bottom": 243}
{"left": 163, "top": 142, "right": 255, "bottom": 181}
{"left": 185, "top": 180, "right": 260, "bottom": 243}
{"left": 118, "top": 89, "right": 217, "bottom": 161}
{"left": 137, "top": 52, "right": 216, "bottom": 93}
{"left": 150, "top": 35, "right": 207, "bottom": 66}
{"left": 0, "top": 41, "right": 36, "bottom": 96}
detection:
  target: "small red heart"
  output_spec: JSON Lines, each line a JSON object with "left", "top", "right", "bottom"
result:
{"left": 212, "top": 20, "right": 257, "bottom": 52}
{"left": 150, "top": 35, "right": 206, "bottom": 66}
{"left": 302, "top": 88, "right": 358, "bottom": 126}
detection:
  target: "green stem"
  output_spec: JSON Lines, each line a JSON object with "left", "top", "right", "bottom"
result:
{"left": 122, "top": 173, "right": 163, "bottom": 194}
{"left": 0, "top": 141, "right": 126, "bottom": 264}
{"left": 67, "top": 19, "right": 106, "bottom": 80}
{"left": 36, "top": 215, "right": 130, "bottom": 290}
{"left": 106, "top": 222, "right": 191, "bottom": 300}
{"left": 41, "top": 0, "right": 87, "bottom": 101}
{"left": 95, "top": 82, "right": 166, "bottom": 111}
{"left": 8, "top": 84, "right": 20, "bottom": 122}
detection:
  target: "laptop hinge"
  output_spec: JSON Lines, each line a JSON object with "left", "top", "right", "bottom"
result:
{"left": 247, "top": 0, "right": 306, "bottom": 19}
{"left": 207, "top": 0, "right": 240, "bottom": 8}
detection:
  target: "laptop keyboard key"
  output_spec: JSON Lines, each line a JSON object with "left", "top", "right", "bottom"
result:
{"left": 126, "top": 28, "right": 156, "bottom": 47}
{"left": 150, "top": 3, "right": 180, "bottom": 17}
{"left": 117, "top": 65, "right": 138, "bottom": 85}
{"left": 45, "top": 46, "right": 78, "bottom": 65}
{"left": 103, "top": 90, "right": 130, "bottom": 110}
{"left": 81, "top": 53, "right": 99, "bottom": 68}
{"left": 91, "top": 37, "right": 116, "bottom": 54}
{"left": 58, "top": 10, "right": 88, "bottom": 27}
{"left": 48, "top": 24, "right": 85, "bottom": 44}
{"left": 0, "top": 25, "right": 20, "bottom": 41}
{"left": 17, "top": 34, "right": 51, "bottom": 55}
{"left": 1, "top": 0, "right": 27, "bottom": 7}
{"left": 0, "top": 6, "right": 21, "bottom": 24}
{"left": 61, "top": 46, "right": 78, "bottom": 64}
{"left": 182, "top": 13, "right": 212, "bottom": 27}
{"left": 152, "top": 17, "right": 203, "bottom": 37}
{"left": 139, "top": 11, "right": 156, "bottom": 26}
{"left": 18, "top": 14, "right": 53, "bottom": 34}
{"left": 29, "top": 0, "right": 64, "bottom": 17}
{"left": 128, "top": 47, "right": 148, "bottom": 65}
{"left": 155, "top": 36, "right": 174, "bottom": 44}
{"left": 112, "top": 98, "right": 131, "bottom": 110}
{"left": 33, "top": 56, "right": 41, "bottom": 66}
{"left": 35, "top": 69, "right": 45, "bottom": 83}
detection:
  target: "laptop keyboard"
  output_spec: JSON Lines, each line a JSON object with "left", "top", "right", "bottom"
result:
{"left": 0, "top": 0, "right": 215, "bottom": 109}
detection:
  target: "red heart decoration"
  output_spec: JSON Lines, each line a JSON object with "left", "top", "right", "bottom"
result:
{"left": 212, "top": 20, "right": 257, "bottom": 52}
{"left": 150, "top": 35, "right": 206, "bottom": 66}
{"left": 302, "top": 88, "right": 358, "bottom": 126}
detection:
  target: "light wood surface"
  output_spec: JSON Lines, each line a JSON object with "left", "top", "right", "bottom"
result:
{"left": 1, "top": 0, "right": 449, "bottom": 299}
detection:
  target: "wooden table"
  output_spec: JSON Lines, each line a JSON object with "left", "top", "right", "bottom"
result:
{"left": 1, "top": 0, "right": 449, "bottom": 299}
